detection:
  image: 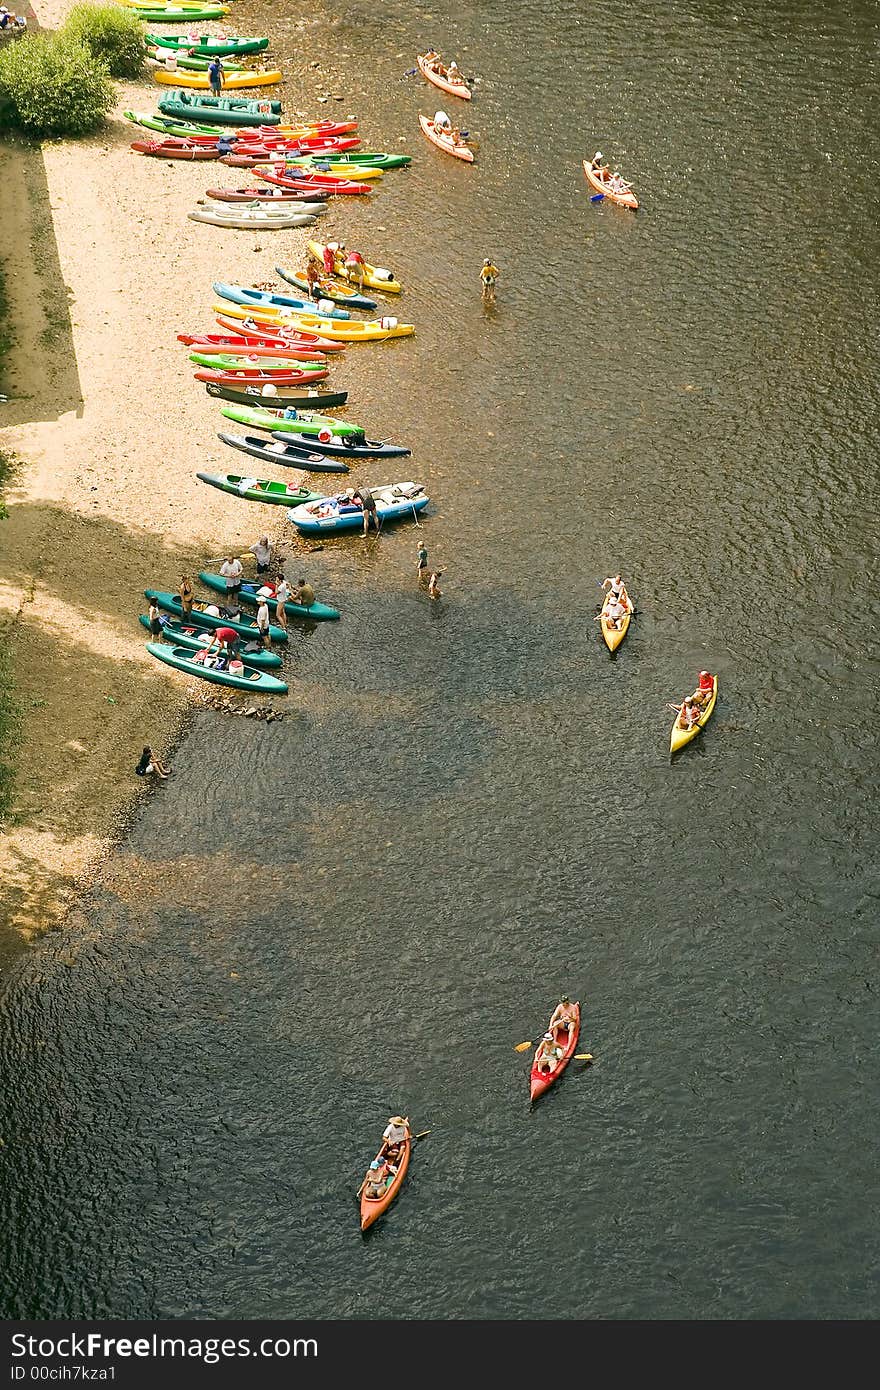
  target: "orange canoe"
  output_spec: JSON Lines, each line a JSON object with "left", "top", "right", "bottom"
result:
{"left": 359, "top": 1121, "right": 412, "bottom": 1230}
{"left": 529, "top": 1004, "right": 581, "bottom": 1102}
{"left": 419, "top": 113, "right": 474, "bottom": 162}
{"left": 582, "top": 159, "right": 639, "bottom": 210}
{"left": 417, "top": 53, "right": 471, "bottom": 100}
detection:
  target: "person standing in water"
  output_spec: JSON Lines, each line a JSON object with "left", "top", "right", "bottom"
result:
{"left": 417, "top": 541, "right": 429, "bottom": 585}
{"left": 480, "top": 258, "right": 500, "bottom": 303}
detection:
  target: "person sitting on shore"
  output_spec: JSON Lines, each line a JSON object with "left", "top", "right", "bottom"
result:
{"left": 135, "top": 746, "right": 172, "bottom": 780}
{"left": 534, "top": 1032, "right": 563, "bottom": 1075}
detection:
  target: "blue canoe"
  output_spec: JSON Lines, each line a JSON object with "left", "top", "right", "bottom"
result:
{"left": 287, "top": 483, "right": 428, "bottom": 534}
{"left": 212, "top": 281, "right": 350, "bottom": 320}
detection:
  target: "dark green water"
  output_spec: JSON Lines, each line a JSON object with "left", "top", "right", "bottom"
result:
{"left": 1, "top": 0, "right": 878, "bottom": 1319}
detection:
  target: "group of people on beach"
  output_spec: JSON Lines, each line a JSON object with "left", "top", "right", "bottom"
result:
{"left": 0, "top": 8, "right": 28, "bottom": 35}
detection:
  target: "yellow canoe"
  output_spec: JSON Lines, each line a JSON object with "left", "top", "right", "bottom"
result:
{"left": 670, "top": 677, "right": 718, "bottom": 754}
{"left": 307, "top": 240, "right": 402, "bottom": 294}
{"left": 255, "top": 162, "right": 384, "bottom": 180}
{"left": 600, "top": 583, "right": 632, "bottom": 653}
{"left": 154, "top": 69, "right": 283, "bottom": 89}
{"left": 211, "top": 301, "right": 414, "bottom": 341}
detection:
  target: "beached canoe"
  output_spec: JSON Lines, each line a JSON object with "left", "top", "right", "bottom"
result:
{"left": 213, "top": 314, "right": 345, "bottom": 352}
{"left": 145, "top": 589, "right": 287, "bottom": 643}
{"left": 147, "top": 641, "right": 288, "bottom": 693}
{"left": 418, "top": 113, "right": 475, "bottom": 162}
{"left": 189, "top": 209, "right": 317, "bottom": 230}
{"left": 359, "top": 1121, "right": 411, "bottom": 1232}
{"left": 138, "top": 613, "right": 282, "bottom": 667}
{"left": 275, "top": 265, "right": 376, "bottom": 310}
{"left": 147, "top": 35, "right": 271, "bottom": 56}
{"left": 271, "top": 430, "right": 410, "bottom": 459}
{"left": 417, "top": 53, "right": 471, "bottom": 100}
{"left": 189, "top": 352, "right": 328, "bottom": 376}
{"left": 149, "top": 52, "right": 248, "bottom": 73}
{"left": 257, "top": 169, "right": 372, "bottom": 194}
{"left": 254, "top": 158, "right": 384, "bottom": 180}
{"left": 582, "top": 158, "right": 639, "bottom": 210}
{"left": 600, "top": 583, "right": 632, "bottom": 653}
{"left": 287, "top": 483, "right": 428, "bottom": 534}
{"left": 212, "top": 301, "right": 414, "bottom": 341}
{"left": 529, "top": 1003, "right": 581, "bottom": 1103}
{"left": 214, "top": 281, "right": 349, "bottom": 319}
{"left": 131, "top": 7, "right": 229, "bottom": 22}
{"left": 205, "top": 382, "right": 348, "bottom": 410}
{"left": 185, "top": 337, "right": 326, "bottom": 362}
{"left": 670, "top": 676, "right": 718, "bottom": 754}
{"left": 301, "top": 149, "right": 411, "bottom": 170}
{"left": 195, "top": 370, "right": 331, "bottom": 393}
{"left": 306, "top": 240, "right": 401, "bottom": 294}
{"left": 218, "top": 431, "right": 350, "bottom": 472}
{"left": 196, "top": 473, "right": 324, "bottom": 507}
{"left": 206, "top": 186, "right": 329, "bottom": 204}
{"left": 275, "top": 119, "right": 359, "bottom": 137}
{"left": 154, "top": 68, "right": 283, "bottom": 89}
{"left": 124, "top": 110, "right": 228, "bottom": 140}
{"left": 131, "top": 141, "right": 221, "bottom": 160}
{"left": 219, "top": 402, "right": 364, "bottom": 438}
{"left": 199, "top": 572, "right": 340, "bottom": 622}
{"left": 158, "top": 91, "right": 282, "bottom": 125}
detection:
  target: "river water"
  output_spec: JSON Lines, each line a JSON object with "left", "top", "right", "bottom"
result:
{"left": 1, "top": 0, "right": 878, "bottom": 1320}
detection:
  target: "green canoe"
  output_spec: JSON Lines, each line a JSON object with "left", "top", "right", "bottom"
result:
{"left": 145, "top": 589, "right": 288, "bottom": 643}
{"left": 147, "top": 642, "right": 288, "bottom": 693}
{"left": 300, "top": 151, "right": 411, "bottom": 170}
{"left": 138, "top": 613, "right": 283, "bottom": 666}
{"left": 195, "top": 472, "right": 325, "bottom": 506}
{"left": 189, "top": 352, "right": 327, "bottom": 371}
{"left": 219, "top": 403, "right": 365, "bottom": 439}
{"left": 198, "top": 571, "right": 341, "bottom": 622}
{"left": 158, "top": 90, "right": 282, "bottom": 127}
{"left": 124, "top": 109, "right": 228, "bottom": 138}
{"left": 151, "top": 53, "right": 248, "bottom": 72}
{"left": 147, "top": 34, "right": 271, "bottom": 56}
{"left": 133, "top": 8, "right": 229, "bottom": 23}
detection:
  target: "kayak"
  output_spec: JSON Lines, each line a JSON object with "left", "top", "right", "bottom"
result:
{"left": 124, "top": 110, "right": 228, "bottom": 140}
{"left": 138, "top": 613, "right": 283, "bottom": 667}
{"left": 359, "top": 1121, "right": 411, "bottom": 1231}
{"left": 220, "top": 402, "right": 365, "bottom": 438}
{"left": 150, "top": 52, "right": 248, "bottom": 73}
{"left": 195, "top": 369, "right": 331, "bottom": 391}
{"left": 213, "top": 314, "right": 345, "bottom": 352}
{"left": 274, "top": 264, "right": 376, "bottom": 311}
{"left": 206, "top": 186, "right": 329, "bottom": 204}
{"left": 158, "top": 92, "right": 282, "bottom": 126}
{"left": 271, "top": 430, "right": 410, "bottom": 459}
{"left": 299, "top": 150, "right": 411, "bottom": 170}
{"left": 582, "top": 158, "right": 639, "bottom": 210}
{"left": 418, "top": 113, "right": 475, "bottom": 162}
{"left": 132, "top": 141, "right": 221, "bottom": 159}
{"left": 145, "top": 589, "right": 287, "bottom": 643}
{"left": 205, "top": 194, "right": 326, "bottom": 214}
{"left": 154, "top": 68, "right": 283, "bottom": 89}
{"left": 670, "top": 676, "right": 718, "bottom": 754}
{"left": 218, "top": 431, "right": 350, "bottom": 472}
{"left": 600, "top": 583, "right": 632, "bottom": 653}
{"left": 307, "top": 240, "right": 401, "bottom": 294}
{"left": 195, "top": 472, "right": 325, "bottom": 506}
{"left": 257, "top": 169, "right": 372, "bottom": 195}
{"left": 184, "top": 337, "right": 328, "bottom": 361}
{"left": 529, "top": 1003, "right": 581, "bottom": 1103}
{"left": 275, "top": 120, "right": 360, "bottom": 137}
{"left": 131, "top": 7, "right": 229, "bottom": 21}
{"left": 199, "top": 572, "right": 340, "bottom": 622}
{"left": 212, "top": 301, "right": 415, "bottom": 341}
{"left": 147, "top": 35, "right": 271, "bottom": 56}
{"left": 417, "top": 53, "right": 471, "bottom": 100}
{"left": 204, "top": 382, "right": 349, "bottom": 410}
{"left": 288, "top": 483, "right": 428, "bottom": 534}
{"left": 213, "top": 281, "right": 350, "bottom": 319}
{"left": 254, "top": 158, "right": 384, "bottom": 179}
{"left": 147, "top": 641, "right": 288, "bottom": 694}
{"left": 189, "top": 209, "right": 317, "bottom": 230}
{"left": 188, "top": 351, "right": 328, "bottom": 375}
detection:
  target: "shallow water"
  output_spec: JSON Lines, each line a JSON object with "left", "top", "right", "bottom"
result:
{"left": 1, "top": 0, "right": 879, "bottom": 1319}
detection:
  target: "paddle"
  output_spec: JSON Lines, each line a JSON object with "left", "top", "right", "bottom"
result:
{"left": 574, "top": 1054, "right": 594, "bottom": 1062}
{"left": 590, "top": 193, "right": 605, "bottom": 202}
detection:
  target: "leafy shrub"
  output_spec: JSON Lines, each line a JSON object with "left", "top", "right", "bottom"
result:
{"left": 0, "top": 32, "right": 115, "bottom": 137}
{"left": 63, "top": 3, "right": 147, "bottom": 79}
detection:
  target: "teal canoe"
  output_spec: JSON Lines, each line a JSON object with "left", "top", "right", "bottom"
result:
{"left": 195, "top": 472, "right": 325, "bottom": 506}
{"left": 219, "top": 403, "right": 365, "bottom": 439}
{"left": 158, "top": 91, "right": 282, "bottom": 127}
{"left": 145, "top": 589, "right": 288, "bottom": 643}
{"left": 138, "top": 613, "right": 283, "bottom": 666}
{"left": 147, "top": 641, "right": 288, "bottom": 693}
{"left": 199, "top": 571, "right": 341, "bottom": 622}
{"left": 147, "top": 34, "right": 271, "bottom": 56}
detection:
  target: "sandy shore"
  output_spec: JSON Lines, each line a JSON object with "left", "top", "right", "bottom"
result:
{"left": 0, "top": 7, "right": 329, "bottom": 941}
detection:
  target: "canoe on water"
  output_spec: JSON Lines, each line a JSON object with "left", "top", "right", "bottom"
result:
{"left": 418, "top": 113, "right": 475, "bottom": 162}
{"left": 218, "top": 431, "right": 350, "bottom": 472}
{"left": 205, "top": 382, "right": 349, "bottom": 410}
{"left": 196, "top": 472, "right": 324, "bottom": 506}
{"left": 582, "top": 158, "right": 639, "bottom": 210}
{"left": 147, "top": 35, "right": 271, "bottom": 56}
{"left": 529, "top": 1003, "right": 581, "bottom": 1103}
{"left": 359, "top": 1121, "right": 411, "bottom": 1231}
{"left": 271, "top": 430, "right": 410, "bottom": 459}
{"left": 275, "top": 265, "right": 377, "bottom": 311}
{"left": 198, "top": 572, "right": 341, "bottom": 622}
{"left": 144, "top": 589, "right": 288, "bottom": 642}
{"left": 154, "top": 68, "right": 284, "bottom": 89}
{"left": 288, "top": 483, "right": 428, "bottom": 534}
{"left": 147, "top": 641, "right": 288, "bottom": 693}
{"left": 670, "top": 676, "right": 718, "bottom": 754}
{"left": 138, "top": 614, "right": 283, "bottom": 667}
{"left": 417, "top": 53, "right": 472, "bottom": 100}
{"left": 306, "top": 240, "right": 401, "bottom": 294}
{"left": 599, "top": 583, "right": 632, "bottom": 653}
{"left": 220, "top": 402, "right": 365, "bottom": 438}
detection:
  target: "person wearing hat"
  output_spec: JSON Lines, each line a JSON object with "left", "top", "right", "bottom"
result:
{"left": 360, "top": 1153, "right": 397, "bottom": 1200}
{"left": 549, "top": 995, "right": 578, "bottom": 1038}
{"left": 379, "top": 1115, "right": 409, "bottom": 1162}
{"left": 534, "top": 1032, "right": 564, "bottom": 1075}
{"left": 480, "top": 257, "right": 500, "bottom": 302}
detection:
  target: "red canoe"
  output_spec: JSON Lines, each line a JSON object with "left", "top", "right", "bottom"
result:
{"left": 179, "top": 334, "right": 326, "bottom": 362}
{"left": 193, "top": 366, "right": 330, "bottom": 386}
{"left": 529, "top": 1003, "right": 581, "bottom": 1102}
{"left": 259, "top": 169, "right": 373, "bottom": 195}
{"left": 359, "top": 1122, "right": 412, "bottom": 1232}
{"left": 131, "top": 140, "right": 220, "bottom": 160}
{"left": 212, "top": 316, "right": 346, "bottom": 352}
{"left": 205, "top": 186, "right": 329, "bottom": 204}
{"left": 272, "top": 120, "right": 359, "bottom": 137}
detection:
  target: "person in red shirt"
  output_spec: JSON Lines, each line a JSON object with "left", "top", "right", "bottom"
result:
{"left": 204, "top": 626, "right": 240, "bottom": 665}
{"left": 692, "top": 670, "right": 715, "bottom": 706}
{"left": 343, "top": 248, "right": 365, "bottom": 290}
{"left": 322, "top": 242, "right": 338, "bottom": 277}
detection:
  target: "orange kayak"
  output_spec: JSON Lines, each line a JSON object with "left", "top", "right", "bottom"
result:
{"left": 359, "top": 1122, "right": 411, "bottom": 1230}
{"left": 529, "top": 1004, "right": 580, "bottom": 1102}
{"left": 417, "top": 53, "right": 471, "bottom": 100}
{"left": 418, "top": 114, "right": 474, "bottom": 162}
{"left": 582, "top": 159, "right": 639, "bottom": 210}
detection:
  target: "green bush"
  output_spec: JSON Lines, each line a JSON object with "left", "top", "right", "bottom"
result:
{"left": 0, "top": 32, "right": 115, "bottom": 137}
{"left": 63, "top": 3, "right": 147, "bottom": 79}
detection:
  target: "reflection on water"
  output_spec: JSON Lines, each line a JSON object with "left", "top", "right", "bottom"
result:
{"left": 1, "top": 0, "right": 878, "bottom": 1320}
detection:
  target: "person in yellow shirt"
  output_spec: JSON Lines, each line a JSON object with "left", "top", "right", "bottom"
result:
{"left": 480, "top": 258, "right": 499, "bottom": 302}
